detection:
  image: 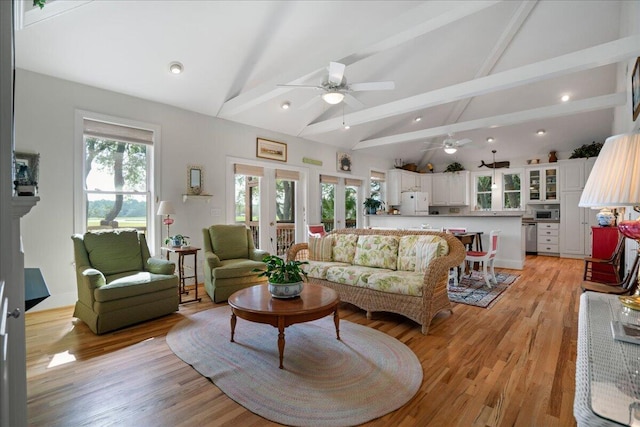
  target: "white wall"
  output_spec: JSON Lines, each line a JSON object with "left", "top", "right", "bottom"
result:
{"left": 14, "top": 69, "right": 389, "bottom": 311}
{"left": 613, "top": 0, "right": 640, "bottom": 135}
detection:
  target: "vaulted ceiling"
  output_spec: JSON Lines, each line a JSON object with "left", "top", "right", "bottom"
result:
{"left": 15, "top": 0, "right": 639, "bottom": 167}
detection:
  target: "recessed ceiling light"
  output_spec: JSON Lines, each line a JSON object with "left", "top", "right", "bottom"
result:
{"left": 486, "top": 137, "right": 495, "bottom": 143}
{"left": 415, "top": 117, "right": 422, "bottom": 122}
{"left": 561, "top": 94, "right": 570, "bottom": 102}
{"left": 344, "top": 125, "right": 350, "bottom": 130}
{"left": 169, "top": 61, "right": 183, "bottom": 74}
{"left": 537, "top": 129, "right": 546, "bottom": 135}
{"left": 281, "top": 102, "right": 290, "bottom": 110}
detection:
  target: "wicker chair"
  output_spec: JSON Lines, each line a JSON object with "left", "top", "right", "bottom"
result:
{"left": 287, "top": 228, "right": 465, "bottom": 334}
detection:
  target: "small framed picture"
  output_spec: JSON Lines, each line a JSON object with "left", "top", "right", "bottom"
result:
{"left": 256, "top": 138, "right": 287, "bottom": 162}
{"left": 337, "top": 152, "right": 352, "bottom": 172}
{"left": 187, "top": 165, "right": 203, "bottom": 195}
{"left": 632, "top": 57, "right": 640, "bottom": 121}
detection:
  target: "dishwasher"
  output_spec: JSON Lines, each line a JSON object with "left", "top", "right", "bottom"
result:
{"left": 523, "top": 221, "right": 537, "bottom": 254}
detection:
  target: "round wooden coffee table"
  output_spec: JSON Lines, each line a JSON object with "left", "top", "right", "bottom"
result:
{"left": 228, "top": 283, "right": 340, "bottom": 369}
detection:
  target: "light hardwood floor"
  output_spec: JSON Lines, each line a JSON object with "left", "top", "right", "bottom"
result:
{"left": 26, "top": 255, "right": 583, "bottom": 426}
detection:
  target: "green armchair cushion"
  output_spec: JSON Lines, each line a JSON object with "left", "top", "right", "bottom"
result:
{"left": 212, "top": 259, "right": 267, "bottom": 279}
{"left": 147, "top": 257, "right": 175, "bottom": 275}
{"left": 208, "top": 225, "right": 250, "bottom": 260}
{"left": 83, "top": 230, "right": 143, "bottom": 275}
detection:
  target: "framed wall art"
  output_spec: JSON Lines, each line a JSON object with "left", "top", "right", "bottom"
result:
{"left": 337, "top": 152, "right": 352, "bottom": 172}
{"left": 633, "top": 56, "right": 640, "bottom": 121}
{"left": 256, "top": 138, "right": 287, "bottom": 162}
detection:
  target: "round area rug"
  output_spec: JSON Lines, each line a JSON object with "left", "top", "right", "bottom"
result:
{"left": 166, "top": 306, "right": 422, "bottom": 427}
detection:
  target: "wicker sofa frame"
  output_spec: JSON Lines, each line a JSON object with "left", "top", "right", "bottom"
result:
{"left": 287, "top": 228, "right": 466, "bottom": 334}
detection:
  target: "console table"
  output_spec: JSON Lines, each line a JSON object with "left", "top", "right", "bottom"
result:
{"left": 575, "top": 292, "right": 640, "bottom": 426}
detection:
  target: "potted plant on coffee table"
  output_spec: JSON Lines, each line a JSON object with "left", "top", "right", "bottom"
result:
{"left": 256, "top": 255, "right": 308, "bottom": 298}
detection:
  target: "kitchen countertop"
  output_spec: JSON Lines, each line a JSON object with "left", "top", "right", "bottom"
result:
{"left": 369, "top": 213, "right": 524, "bottom": 218}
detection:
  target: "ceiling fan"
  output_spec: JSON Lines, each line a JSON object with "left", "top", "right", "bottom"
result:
{"left": 422, "top": 134, "right": 473, "bottom": 154}
{"left": 277, "top": 61, "right": 395, "bottom": 108}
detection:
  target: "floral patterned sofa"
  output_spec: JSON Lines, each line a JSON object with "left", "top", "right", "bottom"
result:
{"left": 287, "top": 228, "right": 465, "bottom": 334}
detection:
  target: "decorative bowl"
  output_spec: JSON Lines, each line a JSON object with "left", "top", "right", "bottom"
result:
{"left": 268, "top": 281, "right": 303, "bottom": 299}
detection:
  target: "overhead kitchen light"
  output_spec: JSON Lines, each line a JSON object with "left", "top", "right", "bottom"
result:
{"left": 561, "top": 94, "right": 570, "bottom": 102}
{"left": 486, "top": 137, "right": 495, "bottom": 143}
{"left": 537, "top": 129, "right": 546, "bottom": 135}
{"left": 322, "top": 91, "right": 345, "bottom": 105}
{"left": 415, "top": 117, "right": 422, "bottom": 122}
{"left": 491, "top": 150, "right": 498, "bottom": 189}
{"left": 169, "top": 61, "right": 183, "bottom": 74}
{"left": 281, "top": 101, "right": 290, "bottom": 110}
{"left": 344, "top": 125, "right": 350, "bottom": 130}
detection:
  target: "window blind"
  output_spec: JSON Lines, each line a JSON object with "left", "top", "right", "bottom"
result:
{"left": 320, "top": 175, "right": 339, "bottom": 185}
{"left": 234, "top": 164, "right": 264, "bottom": 177}
{"left": 371, "top": 171, "right": 386, "bottom": 181}
{"left": 83, "top": 119, "right": 154, "bottom": 145}
{"left": 345, "top": 178, "right": 363, "bottom": 187}
{"left": 275, "top": 169, "right": 300, "bottom": 181}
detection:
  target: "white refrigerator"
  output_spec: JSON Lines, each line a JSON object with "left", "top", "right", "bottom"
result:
{"left": 400, "top": 192, "right": 429, "bottom": 215}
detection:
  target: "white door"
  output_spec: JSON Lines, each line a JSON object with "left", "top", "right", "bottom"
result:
{"left": 1, "top": 2, "right": 27, "bottom": 424}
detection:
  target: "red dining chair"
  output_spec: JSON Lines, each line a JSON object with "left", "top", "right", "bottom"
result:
{"left": 465, "top": 230, "right": 501, "bottom": 288}
{"left": 307, "top": 224, "right": 327, "bottom": 238}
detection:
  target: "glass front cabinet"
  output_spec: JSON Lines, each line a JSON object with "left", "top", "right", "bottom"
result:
{"left": 526, "top": 167, "right": 558, "bottom": 203}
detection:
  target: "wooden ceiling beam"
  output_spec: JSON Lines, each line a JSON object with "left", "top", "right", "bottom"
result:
{"left": 352, "top": 93, "right": 625, "bottom": 150}
{"left": 302, "top": 35, "right": 640, "bottom": 138}
{"left": 217, "top": 1, "right": 500, "bottom": 118}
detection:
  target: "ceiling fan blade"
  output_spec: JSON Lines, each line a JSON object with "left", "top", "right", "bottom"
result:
{"left": 349, "top": 81, "right": 395, "bottom": 91}
{"left": 328, "top": 62, "right": 346, "bottom": 85}
{"left": 343, "top": 94, "right": 364, "bottom": 109}
{"left": 456, "top": 138, "right": 472, "bottom": 146}
{"left": 277, "top": 84, "right": 322, "bottom": 89}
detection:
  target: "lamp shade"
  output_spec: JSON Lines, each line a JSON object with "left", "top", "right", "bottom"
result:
{"left": 579, "top": 133, "right": 640, "bottom": 208}
{"left": 156, "top": 200, "right": 175, "bottom": 216}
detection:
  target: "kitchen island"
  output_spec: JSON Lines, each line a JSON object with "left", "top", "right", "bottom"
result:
{"left": 367, "top": 213, "right": 524, "bottom": 270}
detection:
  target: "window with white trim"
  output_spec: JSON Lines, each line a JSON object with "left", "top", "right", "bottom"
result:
{"left": 81, "top": 118, "right": 153, "bottom": 233}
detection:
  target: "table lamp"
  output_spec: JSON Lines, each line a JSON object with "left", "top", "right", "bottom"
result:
{"left": 579, "top": 133, "right": 640, "bottom": 303}
{"left": 157, "top": 200, "right": 176, "bottom": 240}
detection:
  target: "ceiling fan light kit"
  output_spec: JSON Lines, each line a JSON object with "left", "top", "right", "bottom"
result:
{"left": 169, "top": 61, "right": 183, "bottom": 74}
{"left": 444, "top": 145, "right": 457, "bottom": 154}
{"left": 279, "top": 61, "right": 394, "bottom": 107}
{"left": 322, "top": 91, "right": 345, "bottom": 105}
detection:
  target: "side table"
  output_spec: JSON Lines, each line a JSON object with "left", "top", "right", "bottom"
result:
{"left": 163, "top": 246, "right": 202, "bottom": 304}
{"left": 575, "top": 292, "right": 640, "bottom": 426}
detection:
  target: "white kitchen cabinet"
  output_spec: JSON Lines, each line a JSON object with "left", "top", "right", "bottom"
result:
{"left": 559, "top": 158, "right": 598, "bottom": 258}
{"left": 537, "top": 222, "right": 560, "bottom": 255}
{"left": 419, "top": 174, "right": 432, "bottom": 205}
{"left": 431, "top": 171, "right": 469, "bottom": 206}
{"left": 526, "top": 166, "right": 559, "bottom": 203}
{"left": 387, "top": 169, "right": 420, "bottom": 206}
{"left": 559, "top": 158, "right": 596, "bottom": 192}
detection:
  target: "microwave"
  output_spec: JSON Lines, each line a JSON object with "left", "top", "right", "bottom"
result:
{"left": 534, "top": 209, "right": 560, "bottom": 220}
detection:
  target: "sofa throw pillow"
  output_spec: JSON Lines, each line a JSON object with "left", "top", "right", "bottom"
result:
{"left": 332, "top": 234, "right": 359, "bottom": 264}
{"left": 414, "top": 241, "right": 440, "bottom": 273}
{"left": 397, "top": 235, "right": 449, "bottom": 271}
{"left": 353, "top": 235, "right": 399, "bottom": 270}
{"left": 308, "top": 235, "right": 333, "bottom": 261}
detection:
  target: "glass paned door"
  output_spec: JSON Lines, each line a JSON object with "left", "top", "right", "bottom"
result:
{"left": 321, "top": 182, "right": 336, "bottom": 233}
{"left": 275, "top": 178, "right": 296, "bottom": 256}
{"left": 545, "top": 169, "right": 557, "bottom": 201}
{"left": 528, "top": 169, "right": 541, "bottom": 201}
{"left": 345, "top": 185, "right": 358, "bottom": 228}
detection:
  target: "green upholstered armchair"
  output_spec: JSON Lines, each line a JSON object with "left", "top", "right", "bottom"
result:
{"left": 71, "top": 229, "right": 179, "bottom": 334}
{"left": 202, "top": 224, "right": 270, "bottom": 302}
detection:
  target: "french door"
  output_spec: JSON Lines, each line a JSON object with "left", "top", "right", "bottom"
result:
{"left": 233, "top": 163, "right": 302, "bottom": 257}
